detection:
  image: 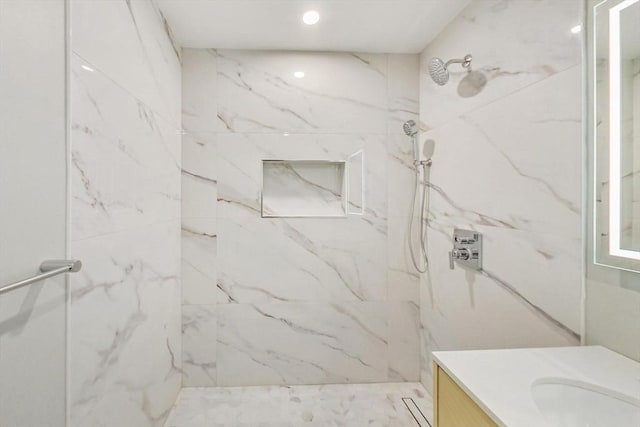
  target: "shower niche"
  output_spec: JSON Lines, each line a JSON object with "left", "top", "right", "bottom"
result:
{"left": 261, "top": 156, "right": 363, "bottom": 218}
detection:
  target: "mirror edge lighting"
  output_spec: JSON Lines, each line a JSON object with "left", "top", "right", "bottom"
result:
{"left": 591, "top": 0, "right": 640, "bottom": 273}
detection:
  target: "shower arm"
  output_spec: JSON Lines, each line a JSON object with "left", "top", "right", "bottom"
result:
{"left": 445, "top": 54, "right": 473, "bottom": 69}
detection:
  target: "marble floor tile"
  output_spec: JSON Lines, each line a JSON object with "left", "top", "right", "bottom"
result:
{"left": 165, "top": 383, "right": 432, "bottom": 427}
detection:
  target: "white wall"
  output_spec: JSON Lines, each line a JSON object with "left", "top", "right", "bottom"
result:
{"left": 585, "top": 271, "right": 640, "bottom": 361}
{"left": 0, "top": 1, "right": 68, "bottom": 425}
{"left": 418, "top": 0, "right": 584, "bottom": 391}
{"left": 68, "top": 1, "right": 182, "bottom": 426}
{"left": 180, "top": 49, "right": 422, "bottom": 386}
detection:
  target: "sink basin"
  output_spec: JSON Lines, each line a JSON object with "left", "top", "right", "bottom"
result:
{"left": 531, "top": 378, "right": 640, "bottom": 427}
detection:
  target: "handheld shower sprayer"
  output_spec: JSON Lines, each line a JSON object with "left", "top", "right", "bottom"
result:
{"left": 402, "top": 119, "right": 418, "bottom": 137}
{"left": 402, "top": 121, "right": 433, "bottom": 273}
{"left": 402, "top": 120, "right": 420, "bottom": 163}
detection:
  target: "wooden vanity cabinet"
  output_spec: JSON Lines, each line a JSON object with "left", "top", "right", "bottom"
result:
{"left": 433, "top": 363, "right": 498, "bottom": 427}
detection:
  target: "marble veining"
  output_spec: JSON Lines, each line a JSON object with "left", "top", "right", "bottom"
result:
{"left": 216, "top": 302, "right": 388, "bottom": 386}
{"left": 72, "top": 0, "right": 182, "bottom": 125}
{"left": 420, "top": 0, "right": 582, "bottom": 130}
{"left": 69, "top": 0, "right": 182, "bottom": 425}
{"left": 215, "top": 50, "right": 389, "bottom": 134}
{"left": 261, "top": 161, "right": 347, "bottom": 218}
{"left": 418, "top": 0, "right": 583, "bottom": 393}
{"left": 165, "top": 382, "right": 432, "bottom": 427}
{"left": 181, "top": 49, "right": 421, "bottom": 387}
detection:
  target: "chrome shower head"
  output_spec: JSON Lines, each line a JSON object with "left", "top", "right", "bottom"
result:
{"left": 428, "top": 54, "right": 473, "bottom": 86}
{"left": 428, "top": 58, "right": 449, "bottom": 86}
{"left": 402, "top": 119, "right": 418, "bottom": 137}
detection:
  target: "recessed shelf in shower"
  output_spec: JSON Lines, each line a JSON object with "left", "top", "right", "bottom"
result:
{"left": 261, "top": 160, "right": 347, "bottom": 218}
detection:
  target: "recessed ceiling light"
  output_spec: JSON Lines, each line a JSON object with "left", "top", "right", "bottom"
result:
{"left": 303, "top": 10, "right": 320, "bottom": 25}
{"left": 570, "top": 24, "right": 582, "bottom": 34}
{"left": 293, "top": 71, "right": 305, "bottom": 79}
{"left": 81, "top": 64, "right": 94, "bottom": 72}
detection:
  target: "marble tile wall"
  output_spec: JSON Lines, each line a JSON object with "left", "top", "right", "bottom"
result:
{"left": 418, "top": 0, "right": 584, "bottom": 392}
{"left": 69, "top": 1, "right": 182, "bottom": 426}
{"left": 181, "top": 49, "right": 421, "bottom": 386}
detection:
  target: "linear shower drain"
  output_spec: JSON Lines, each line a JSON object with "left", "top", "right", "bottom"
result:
{"left": 401, "top": 397, "right": 432, "bottom": 427}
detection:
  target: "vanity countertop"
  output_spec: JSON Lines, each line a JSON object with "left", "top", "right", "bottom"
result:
{"left": 432, "top": 346, "right": 640, "bottom": 427}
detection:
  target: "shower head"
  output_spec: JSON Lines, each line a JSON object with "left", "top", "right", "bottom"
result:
{"left": 402, "top": 120, "right": 418, "bottom": 137}
{"left": 428, "top": 58, "right": 449, "bottom": 86}
{"left": 428, "top": 54, "right": 473, "bottom": 86}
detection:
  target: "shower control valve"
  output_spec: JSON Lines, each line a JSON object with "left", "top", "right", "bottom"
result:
{"left": 448, "top": 229, "right": 482, "bottom": 271}
{"left": 448, "top": 248, "right": 471, "bottom": 269}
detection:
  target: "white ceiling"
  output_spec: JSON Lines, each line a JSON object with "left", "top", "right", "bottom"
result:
{"left": 156, "top": 0, "right": 470, "bottom": 53}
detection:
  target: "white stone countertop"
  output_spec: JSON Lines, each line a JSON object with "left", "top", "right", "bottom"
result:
{"left": 432, "top": 346, "right": 640, "bottom": 427}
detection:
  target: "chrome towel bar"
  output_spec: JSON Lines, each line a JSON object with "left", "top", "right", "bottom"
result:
{"left": 0, "top": 259, "right": 82, "bottom": 295}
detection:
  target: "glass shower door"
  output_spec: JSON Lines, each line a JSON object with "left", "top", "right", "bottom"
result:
{"left": 0, "top": 0, "right": 69, "bottom": 425}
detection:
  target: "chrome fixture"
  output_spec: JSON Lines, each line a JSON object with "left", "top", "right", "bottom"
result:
{"left": 402, "top": 119, "right": 418, "bottom": 137}
{"left": 0, "top": 259, "right": 82, "bottom": 295}
{"left": 448, "top": 229, "right": 482, "bottom": 270}
{"left": 404, "top": 121, "right": 434, "bottom": 273}
{"left": 402, "top": 119, "right": 420, "bottom": 164}
{"left": 428, "top": 54, "right": 473, "bottom": 86}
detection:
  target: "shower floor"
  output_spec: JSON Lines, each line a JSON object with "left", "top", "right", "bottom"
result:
{"left": 164, "top": 382, "right": 433, "bottom": 427}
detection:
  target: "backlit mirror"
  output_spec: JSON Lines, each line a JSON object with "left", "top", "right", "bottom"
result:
{"left": 593, "top": 0, "right": 640, "bottom": 271}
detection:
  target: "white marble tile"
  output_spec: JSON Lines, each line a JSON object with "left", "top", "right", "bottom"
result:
{"left": 182, "top": 49, "right": 220, "bottom": 133}
{"left": 182, "top": 305, "right": 217, "bottom": 387}
{"left": 423, "top": 66, "right": 582, "bottom": 239}
{"left": 347, "top": 149, "right": 365, "bottom": 214}
{"left": 388, "top": 302, "right": 421, "bottom": 382}
{"left": 215, "top": 132, "right": 389, "bottom": 220}
{"left": 419, "top": 222, "right": 583, "bottom": 387}
{"left": 387, "top": 134, "right": 421, "bottom": 302}
{"left": 418, "top": 0, "right": 584, "bottom": 391}
{"left": 219, "top": 215, "right": 388, "bottom": 303}
{"left": 180, "top": 50, "right": 422, "bottom": 388}
{"left": 480, "top": 226, "right": 582, "bottom": 333}
{"left": 216, "top": 133, "right": 388, "bottom": 303}
{"left": 426, "top": 220, "right": 582, "bottom": 335}
{"left": 72, "top": 0, "right": 182, "bottom": 125}
{"left": 262, "top": 160, "right": 347, "bottom": 218}
{"left": 68, "top": 1, "right": 182, "bottom": 425}
{"left": 215, "top": 50, "right": 389, "bottom": 134}
{"left": 181, "top": 131, "right": 218, "bottom": 305}
{"left": 182, "top": 167, "right": 217, "bottom": 220}
{"left": 420, "top": 0, "right": 582, "bottom": 130}
{"left": 182, "top": 218, "right": 217, "bottom": 305}
{"left": 216, "top": 302, "right": 388, "bottom": 386}
{"left": 71, "top": 55, "right": 181, "bottom": 241}
{"left": 420, "top": 222, "right": 579, "bottom": 358}
{"left": 388, "top": 54, "right": 420, "bottom": 134}
{"left": 69, "top": 221, "right": 181, "bottom": 427}
{"left": 182, "top": 132, "right": 217, "bottom": 185}
{"left": 166, "top": 382, "right": 432, "bottom": 427}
